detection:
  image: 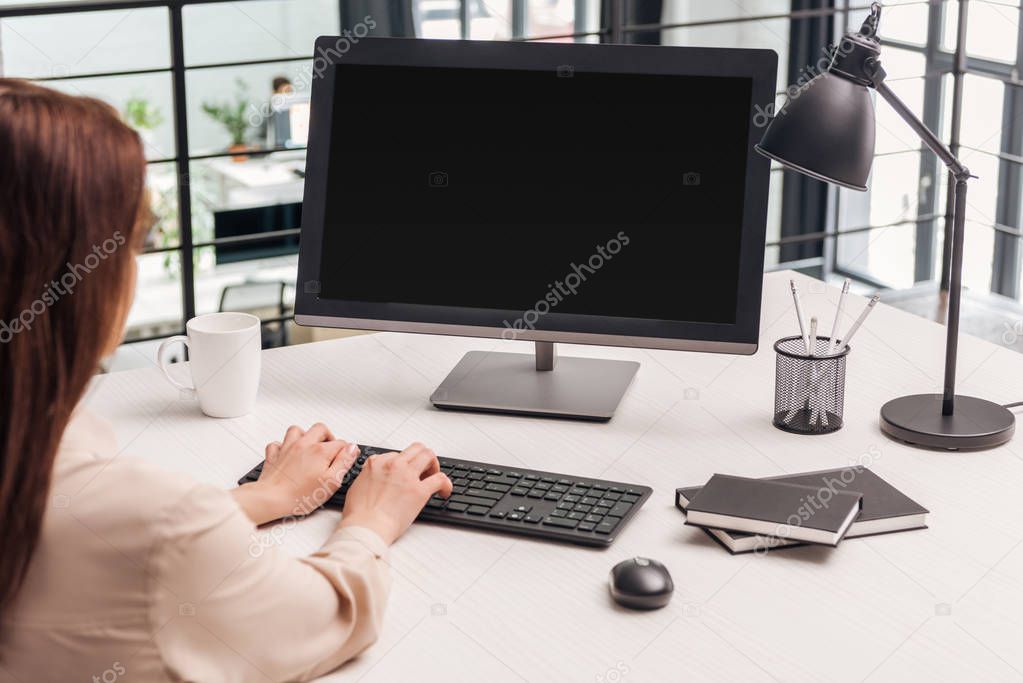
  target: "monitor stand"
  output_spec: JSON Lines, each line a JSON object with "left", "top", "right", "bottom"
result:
{"left": 429, "top": 342, "right": 639, "bottom": 421}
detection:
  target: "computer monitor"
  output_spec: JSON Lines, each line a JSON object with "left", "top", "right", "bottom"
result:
{"left": 270, "top": 93, "right": 310, "bottom": 148}
{"left": 296, "top": 37, "right": 777, "bottom": 420}
{"left": 213, "top": 203, "right": 301, "bottom": 264}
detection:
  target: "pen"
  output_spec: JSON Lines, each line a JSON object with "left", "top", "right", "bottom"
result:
{"left": 808, "top": 316, "right": 818, "bottom": 356}
{"left": 836, "top": 293, "right": 880, "bottom": 350}
{"left": 790, "top": 280, "right": 811, "bottom": 354}
{"left": 828, "top": 278, "right": 851, "bottom": 355}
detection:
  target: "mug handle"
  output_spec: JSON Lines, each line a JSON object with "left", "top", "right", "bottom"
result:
{"left": 157, "top": 335, "right": 196, "bottom": 398}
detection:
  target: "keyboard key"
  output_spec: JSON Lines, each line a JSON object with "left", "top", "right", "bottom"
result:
{"left": 451, "top": 469, "right": 469, "bottom": 479}
{"left": 523, "top": 514, "right": 542, "bottom": 524}
{"left": 513, "top": 505, "right": 532, "bottom": 514}
{"left": 451, "top": 486, "right": 467, "bottom": 495}
{"left": 567, "top": 511, "right": 586, "bottom": 521}
{"left": 467, "top": 488, "right": 503, "bottom": 500}
{"left": 596, "top": 499, "right": 614, "bottom": 508}
{"left": 468, "top": 472, "right": 485, "bottom": 480}
{"left": 534, "top": 482, "right": 552, "bottom": 490}
{"left": 608, "top": 502, "right": 633, "bottom": 518}
{"left": 449, "top": 494, "right": 496, "bottom": 508}
{"left": 591, "top": 485, "right": 607, "bottom": 492}
{"left": 467, "top": 506, "right": 489, "bottom": 516}
{"left": 581, "top": 497, "right": 599, "bottom": 506}
{"left": 510, "top": 487, "right": 529, "bottom": 496}
{"left": 485, "top": 483, "right": 512, "bottom": 493}
{"left": 489, "top": 510, "right": 506, "bottom": 519}
{"left": 603, "top": 492, "right": 622, "bottom": 501}
{"left": 487, "top": 469, "right": 503, "bottom": 476}
{"left": 543, "top": 516, "right": 579, "bottom": 529}
{"left": 447, "top": 502, "right": 469, "bottom": 512}
{"left": 541, "top": 477, "right": 555, "bottom": 484}
{"left": 550, "top": 509, "right": 568, "bottom": 518}
{"left": 506, "top": 511, "right": 524, "bottom": 521}
{"left": 578, "top": 522, "right": 596, "bottom": 532}
{"left": 595, "top": 521, "right": 615, "bottom": 534}
{"left": 485, "top": 475, "right": 519, "bottom": 486}
{"left": 556, "top": 502, "right": 574, "bottom": 511}
{"left": 471, "top": 467, "right": 486, "bottom": 473}
{"left": 609, "top": 487, "right": 624, "bottom": 493}
{"left": 551, "top": 485, "right": 569, "bottom": 493}
{"left": 426, "top": 499, "right": 446, "bottom": 509}
{"left": 584, "top": 514, "right": 604, "bottom": 523}
{"left": 453, "top": 478, "right": 469, "bottom": 487}
{"left": 563, "top": 495, "right": 580, "bottom": 503}
{"left": 527, "top": 490, "right": 544, "bottom": 498}
{"left": 544, "top": 493, "right": 561, "bottom": 501}
{"left": 523, "top": 475, "right": 539, "bottom": 482}
{"left": 573, "top": 504, "right": 592, "bottom": 513}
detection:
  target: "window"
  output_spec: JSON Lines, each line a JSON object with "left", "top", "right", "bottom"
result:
{"left": 5, "top": 1, "right": 1022, "bottom": 361}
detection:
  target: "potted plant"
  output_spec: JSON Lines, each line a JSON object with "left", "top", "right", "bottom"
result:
{"left": 201, "top": 78, "right": 253, "bottom": 161}
{"left": 122, "top": 94, "right": 164, "bottom": 147}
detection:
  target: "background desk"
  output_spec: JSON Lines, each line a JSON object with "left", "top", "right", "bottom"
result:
{"left": 83, "top": 271, "right": 1023, "bottom": 682}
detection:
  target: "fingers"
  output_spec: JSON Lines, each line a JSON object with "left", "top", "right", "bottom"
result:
{"left": 282, "top": 425, "right": 305, "bottom": 449}
{"left": 301, "top": 422, "right": 335, "bottom": 444}
{"left": 405, "top": 444, "right": 440, "bottom": 477}
{"left": 329, "top": 443, "right": 360, "bottom": 471}
{"left": 420, "top": 471, "right": 453, "bottom": 498}
{"left": 316, "top": 438, "right": 350, "bottom": 462}
{"left": 324, "top": 452, "right": 353, "bottom": 493}
{"left": 264, "top": 441, "right": 282, "bottom": 462}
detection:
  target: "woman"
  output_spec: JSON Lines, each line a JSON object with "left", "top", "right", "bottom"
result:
{"left": 0, "top": 79, "right": 452, "bottom": 681}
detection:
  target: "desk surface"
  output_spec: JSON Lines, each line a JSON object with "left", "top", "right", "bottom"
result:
{"left": 84, "top": 271, "right": 1023, "bottom": 682}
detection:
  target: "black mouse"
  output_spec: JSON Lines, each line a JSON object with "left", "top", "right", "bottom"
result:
{"left": 608, "top": 557, "right": 674, "bottom": 610}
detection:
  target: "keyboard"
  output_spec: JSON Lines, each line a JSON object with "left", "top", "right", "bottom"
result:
{"left": 238, "top": 445, "right": 652, "bottom": 547}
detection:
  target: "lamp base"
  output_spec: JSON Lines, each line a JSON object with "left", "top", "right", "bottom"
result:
{"left": 880, "top": 394, "right": 1015, "bottom": 450}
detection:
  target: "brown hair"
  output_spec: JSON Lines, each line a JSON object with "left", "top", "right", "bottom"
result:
{"left": 0, "top": 79, "right": 147, "bottom": 618}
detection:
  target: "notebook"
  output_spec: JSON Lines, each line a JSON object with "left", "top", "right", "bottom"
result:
{"left": 676, "top": 467, "right": 928, "bottom": 554}
{"left": 684, "top": 474, "right": 862, "bottom": 547}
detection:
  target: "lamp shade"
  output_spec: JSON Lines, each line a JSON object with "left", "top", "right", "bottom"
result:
{"left": 755, "top": 71, "right": 876, "bottom": 192}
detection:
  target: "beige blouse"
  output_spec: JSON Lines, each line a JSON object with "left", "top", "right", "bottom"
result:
{"left": 0, "top": 410, "right": 391, "bottom": 682}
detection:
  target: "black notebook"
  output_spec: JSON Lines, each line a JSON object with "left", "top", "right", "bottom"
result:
{"left": 677, "top": 467, "right": 928, "bottom": 554}
{"left": 684, "top": 474, "right": 862, "bottom": 547}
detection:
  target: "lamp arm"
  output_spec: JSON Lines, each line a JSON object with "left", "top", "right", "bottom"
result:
{"left": 870, "top": 68, "right": 971, "bottom": 181}
{"left": 870, "top": 62, "right": 968, "bottom": 415}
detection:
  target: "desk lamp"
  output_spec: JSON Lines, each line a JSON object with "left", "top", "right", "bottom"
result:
{"left": 756, "top": 2, "right": 1015, "bottom": 449}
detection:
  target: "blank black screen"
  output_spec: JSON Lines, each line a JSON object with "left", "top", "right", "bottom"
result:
{"left": 319, "top": 63, "right": 752, "bottom": 325}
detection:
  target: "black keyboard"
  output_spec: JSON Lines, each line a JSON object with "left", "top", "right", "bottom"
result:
{"left": 238, "top": 445, "right": 652, "bottom": 547}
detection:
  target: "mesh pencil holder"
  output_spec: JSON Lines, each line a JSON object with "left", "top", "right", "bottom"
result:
{"left": 773, "top": 336, "right": 849, "bottom": 435}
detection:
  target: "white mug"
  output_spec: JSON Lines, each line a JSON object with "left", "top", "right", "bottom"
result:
{"left": 157, "top": 312, "right": 262, "bottom": 418}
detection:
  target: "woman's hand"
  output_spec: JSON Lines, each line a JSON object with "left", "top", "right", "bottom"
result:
{"left": 232, "top": 423, "right": 358, "bottom": 526}
{"left": 339, "top": 442, "right": 453, "bottom": 545}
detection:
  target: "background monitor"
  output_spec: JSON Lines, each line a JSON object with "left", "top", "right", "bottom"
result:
{"left": 213, "top": 203, "right": 301, "bottom": 264}
{"left": 270, "top": 93, "right": 310, "bottom": 148}
{"left": 296, "top": 37, "right": 777, "bottom": 420}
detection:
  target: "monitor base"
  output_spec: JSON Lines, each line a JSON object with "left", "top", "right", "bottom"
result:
{"left": 430, "top": 347, "right": 638, "bottom": 421}
{"left": 879, "top": 394, "right": 1015, "bottom": 450}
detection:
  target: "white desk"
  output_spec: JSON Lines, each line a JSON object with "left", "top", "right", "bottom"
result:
{"left": 83, "top": 270, "right": 1023, "bottom": 682}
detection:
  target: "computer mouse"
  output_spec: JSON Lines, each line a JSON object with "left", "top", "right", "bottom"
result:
{"left": 608, "top": 557, "right": 674, "bottom": 610}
